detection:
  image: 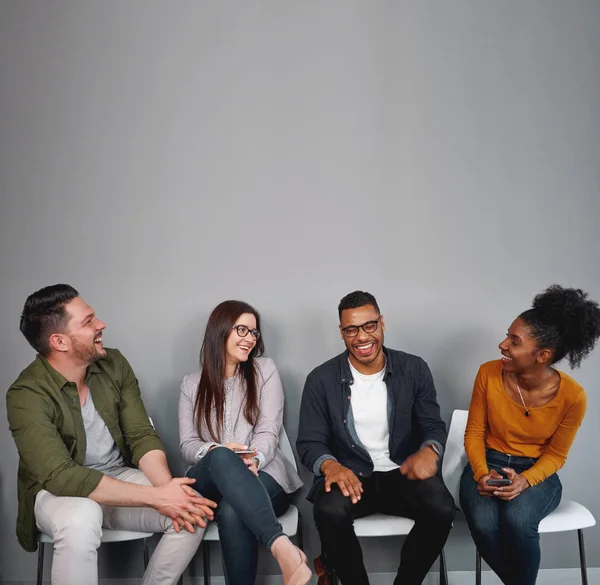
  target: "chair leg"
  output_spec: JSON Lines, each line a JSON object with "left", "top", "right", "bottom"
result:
{"left": 475, "top": 549, "right": 482, "bottom": 585}
{"left": 143, "top": 538, "right": 149, "bottom": 569}
{"left": 203, "top": 541, "right": 210, "bottom": 585}
{"left": 37, "top": 542, "right": 44, "bottom": 585}
{"left": 439, "top": 548, "right": 448, "bottom": 585}
{"left": 297, "top": 515, "right": 304, "bottom": 551}
{"left": 577, "top": 529, "right": 589, "bottom": 585}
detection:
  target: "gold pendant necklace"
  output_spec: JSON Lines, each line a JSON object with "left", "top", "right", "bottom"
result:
{"left": 515, "top": 370, "right": 554, "bottom": 417}
{"left": 515, "top": 383, "right": 532, "bottom": 417}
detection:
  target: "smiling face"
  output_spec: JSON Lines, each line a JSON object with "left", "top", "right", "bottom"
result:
{"left": 498, "top": 317, "right": 552, "bottom": 373}
{"left": 225, "top": 313, "right": 258, "bottom": 374}
{"left": 339, "top": 303, "right": 385, "bottom": 374}
{"left": 59, "top": 297, "right": 107, "bottom": 364}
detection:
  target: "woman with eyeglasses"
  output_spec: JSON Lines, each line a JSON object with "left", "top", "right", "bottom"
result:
{"left": 460, "top": 285, "right": 600, "bottom": 585}
{"left": 179, "top": 300, "right": 309, "bottom": 585}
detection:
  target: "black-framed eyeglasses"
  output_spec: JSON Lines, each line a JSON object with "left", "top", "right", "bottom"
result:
{"left": 232, "top": 325, "right": 261, "bottom": 340}
{"left": 341, "top": 316, "right": 382, "bottom": 338}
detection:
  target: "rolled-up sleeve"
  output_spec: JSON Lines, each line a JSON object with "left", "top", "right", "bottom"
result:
{"left": 117, "top": 352, "right": 165, "bottom": 464}
{"left": 7, "top": 387, "right": 104, "bottom": 497}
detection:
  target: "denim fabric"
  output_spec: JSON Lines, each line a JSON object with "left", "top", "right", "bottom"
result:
{"left": 186, "top": 447, "right": 290, "bottom": 585}
{"left": 460, "top": 449, "right": 562, "bottom": 585}
{"left": 218, "top": 471, "right": 289, "bottom": 585}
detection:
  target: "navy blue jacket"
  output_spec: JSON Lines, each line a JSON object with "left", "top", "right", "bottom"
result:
{"left": 296, "top": 347, "right": 447, "bottom": 501}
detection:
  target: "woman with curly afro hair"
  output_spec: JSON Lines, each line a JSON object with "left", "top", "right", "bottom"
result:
{"left": 460, "top": 285, "right": 600, "bottom": 585}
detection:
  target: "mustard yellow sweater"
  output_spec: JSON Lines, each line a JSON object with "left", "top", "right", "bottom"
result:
{"left": 464, "top": 360, "right": 587, "bottom": 486}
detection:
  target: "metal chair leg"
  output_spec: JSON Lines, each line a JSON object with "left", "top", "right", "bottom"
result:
{"left": 297, "top": 514, "right": 304, "bottom": 551}
{"left": 439, "top": 548, "right": 448, "bottom": 585}
{"left": 475, "top": 549, "right": 482, "bottom": 585}
{"left": 203, "top": 541, "right": 210, "bottom": 585}
{"left": 578, "top": 529, "right": 589, "bottom": 585}
{"left": 143, "top": 538, "right": 149, "bottom": 569}
{"left": 37, "top": 542, "right": 44, "bottom": 585}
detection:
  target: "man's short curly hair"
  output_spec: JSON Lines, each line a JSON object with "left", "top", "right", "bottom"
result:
{"left": 520, "top": 284, "right": 600, "bottom": 368}
{"left": 338, "top": 291, "right": 380, "bottom": 320}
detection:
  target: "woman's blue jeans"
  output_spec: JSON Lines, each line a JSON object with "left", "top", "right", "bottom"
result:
{"left": 459, "top": 449, "right": 562, "bottom": 585}
{"left": 186, "top": 447, "right": 290, "bottom": 585}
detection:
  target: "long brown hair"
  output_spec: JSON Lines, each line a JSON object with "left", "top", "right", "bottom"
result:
{"left": 194, "top": 300, "right": 265, "bottom": 442}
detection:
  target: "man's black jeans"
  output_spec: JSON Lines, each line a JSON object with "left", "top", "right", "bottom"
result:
{"left": 313, "top": 469, "right": 455, "bottom": 585}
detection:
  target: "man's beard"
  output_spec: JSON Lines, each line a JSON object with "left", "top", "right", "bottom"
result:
{"left": 70, "top": 336, "right": 104, "bottom": 364}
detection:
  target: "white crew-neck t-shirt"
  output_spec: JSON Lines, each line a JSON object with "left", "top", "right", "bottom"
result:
{"left": 349, "top": 361, "right": 398, "bottom": 472}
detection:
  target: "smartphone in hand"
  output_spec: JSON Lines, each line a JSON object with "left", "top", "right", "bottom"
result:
{"left": 486, "top": 478, "right": 512, "bottom": 487}
{"left": 234, "top": 449, "right": 256, "bottom": 455}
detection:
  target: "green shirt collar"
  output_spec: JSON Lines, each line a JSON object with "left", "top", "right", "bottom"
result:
{"left": 36, "top": 354, "right": 102, "bottom": 390}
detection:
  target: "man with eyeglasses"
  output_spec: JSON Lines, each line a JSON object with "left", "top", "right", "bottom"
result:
{"left": 297, "top": 291, "right": 455, "bottom": 585}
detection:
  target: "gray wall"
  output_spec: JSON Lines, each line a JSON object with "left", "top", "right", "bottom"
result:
{"left": 1, "top": 1, "right": 600, "bottom": 581}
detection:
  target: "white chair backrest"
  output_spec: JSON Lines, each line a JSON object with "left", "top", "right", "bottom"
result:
{"left": 441, "top": 409, "right": 469, "bottom": 509}
{"left": 279, "top": 427, "right": 298, "bottom": 472}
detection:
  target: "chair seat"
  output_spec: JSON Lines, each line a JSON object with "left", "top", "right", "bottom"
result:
{"left": 538, "top": 500, "right": 596, "bottom": 534}
{"left": 203, "top": 505, "right": 299, "bottom": 541}
{"left": 39, "top": 528, "right": 153, "bottom": 544}
{"left": 354, "top": 514, "right": 415, "bottom": 537}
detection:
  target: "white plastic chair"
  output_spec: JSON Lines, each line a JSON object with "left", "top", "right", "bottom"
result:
{"left": 200, "top": 427, "right": 303, "bottom": 585}
{"left": 442, "top": 409, "right": 595, "bottom": 585}
{"left": 37, "top": 528, "right": 153, "bottom": 585}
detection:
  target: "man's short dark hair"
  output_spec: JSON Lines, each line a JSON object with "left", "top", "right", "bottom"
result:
{"left": 338, "top": 291, "right": 380, "bottom": 320}
{"left": 19, "top": 284, "right": 79, "bottom": 356}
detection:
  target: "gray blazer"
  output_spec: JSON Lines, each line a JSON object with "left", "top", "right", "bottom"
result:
{"left": 179, "top": 357, "right": 303, "bottom": 495}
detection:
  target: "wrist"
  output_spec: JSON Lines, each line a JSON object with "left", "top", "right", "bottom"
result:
{"left": 320, "top": 459, "right": 338, "bottom": 474}
{"left": 423, "top": 444, "right": 439, "bottom": 461}
{"left": 148, "top": 468, "right": 172, "bottom": 487}
{"left": 143, "top": 485, "right": 158, "bottom": 508}
{"left": 473, "top": 467, "right": 489, "bottom": 482}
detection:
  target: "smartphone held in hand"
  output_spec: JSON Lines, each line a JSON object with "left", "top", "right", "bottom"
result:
{"left": 234, "top": 449, "right": 256, "bottom": 455}
{"left": 486, "top": 478, "right": 512, "bottom": 487}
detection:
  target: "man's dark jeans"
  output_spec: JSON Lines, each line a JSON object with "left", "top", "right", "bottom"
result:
{"left": 313, "top": 469, "right": 455, "bottom": 585}
{"left": 186, "top": 447, "right": 290, "bottom": 585}
{"left": 460, "top": 449, "right": 562, "bottom": 585}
